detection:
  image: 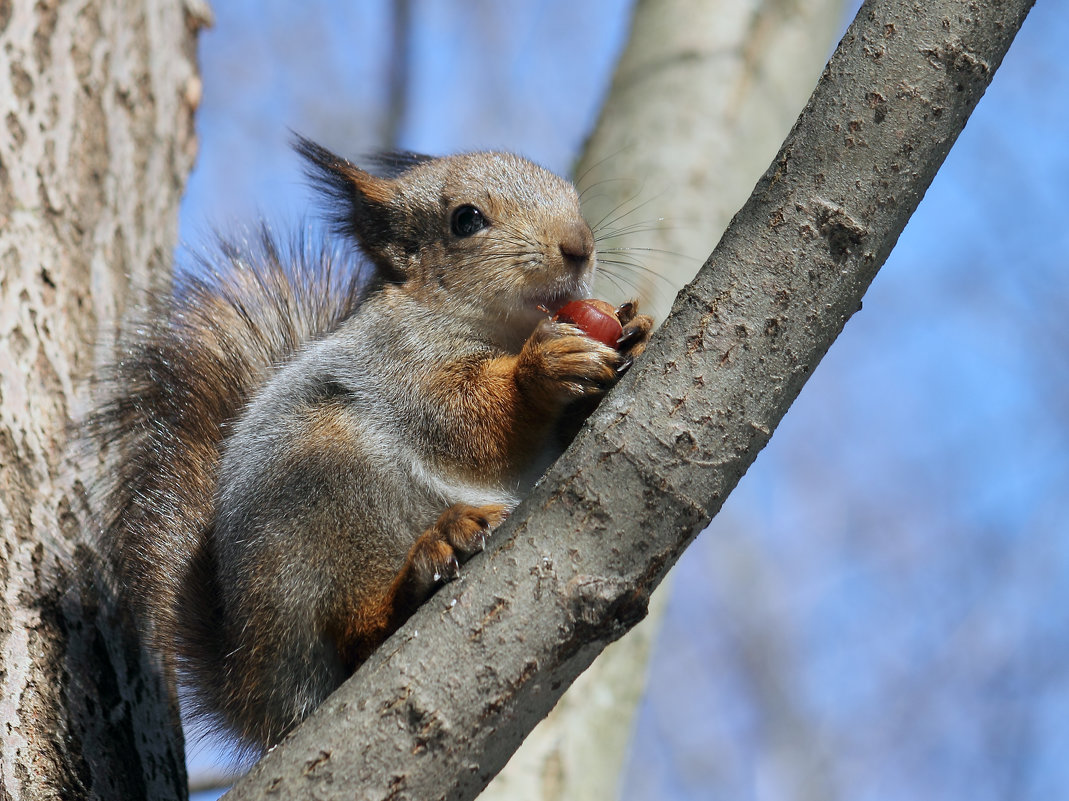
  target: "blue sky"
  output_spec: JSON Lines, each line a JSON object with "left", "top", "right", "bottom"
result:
{"left": 183, "top": 2, "right": 1069, "bottom": 799}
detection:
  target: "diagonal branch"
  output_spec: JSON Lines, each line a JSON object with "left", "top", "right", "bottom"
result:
{"left": 225, "top": 0, "right": 1035, "bottom": 798}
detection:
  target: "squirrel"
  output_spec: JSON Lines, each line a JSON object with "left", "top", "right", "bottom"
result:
{"left": 88, "top": 134, "right": 653, "bottom": 751}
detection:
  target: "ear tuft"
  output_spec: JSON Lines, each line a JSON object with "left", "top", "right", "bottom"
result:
{"left": 292, "top": 134, "right": 401, "bottom": 278}
{"left": 293, "top": 134, "right": 394, "bottom": 207}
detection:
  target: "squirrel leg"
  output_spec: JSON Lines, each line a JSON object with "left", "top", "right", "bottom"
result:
{"left": 333, "top": 503, "right": 506, "bottom": 669}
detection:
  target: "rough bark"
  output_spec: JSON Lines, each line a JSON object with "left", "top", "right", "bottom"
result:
{"left": 224, "top": 0, "right": 1035, "bottom": 798}
{"left": 0, "top": 0, "right": 205, "bottom": 798}
{"left": 482, "top": 2, "right": 845, "bottom": 798}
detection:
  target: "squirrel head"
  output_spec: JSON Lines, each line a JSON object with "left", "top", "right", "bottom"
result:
{"left": 294, "top": 135, "right": 595, "bottom": 344}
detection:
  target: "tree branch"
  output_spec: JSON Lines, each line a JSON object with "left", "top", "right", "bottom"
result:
{"left": 226, "top": 0, "right": 1035, "bottom": 798}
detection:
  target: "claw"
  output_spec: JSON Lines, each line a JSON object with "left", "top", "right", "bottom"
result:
{"left": 438, "top": 555, "right": 460, "bottom": 583}
{"left": 617, "top": 322, "right": 650, "bottom": 351}
{"left": 616, "top": 355, "right": 634, "bottom": 375}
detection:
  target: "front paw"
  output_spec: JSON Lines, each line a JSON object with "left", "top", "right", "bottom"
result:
{"left": 520, "top": 319, "right": 624, "bottom": 400}
{"left": 614, "top": 301, "right": 654, "bottom": 361}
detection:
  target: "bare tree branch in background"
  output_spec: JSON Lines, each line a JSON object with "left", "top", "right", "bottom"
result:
{"left": 225, "top": 0, "right": 1035, "bottom": 799}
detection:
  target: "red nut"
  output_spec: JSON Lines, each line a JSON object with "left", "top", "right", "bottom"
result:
{"left": 554, "top": 299, "right": 623, "bottom": 348}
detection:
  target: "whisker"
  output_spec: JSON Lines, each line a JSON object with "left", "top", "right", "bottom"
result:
{"left": 591, "top": 190, "right": 650, "bottom": 234}
{"left": 592, "top": 191, "right": 669, "bottom": 237}
{"left": 595, "top": 266, "right": 631, "bottom": 298}
{"left": 598, "top": 245, "right": 693, "bottom": 263}
{"left": 598, "top": 264, "right": 676, "bottom": 307}
{"left": 593, "top": 212, "right": 673, "bottom": 235}
{"left": 597, "top": 257, "right": 677, "bottom": 288}
{"left": 578, "top": 177, "right": 636, "bottom": 204}
{"left": 572, "top": 143, "right": 635, "bottom": 191}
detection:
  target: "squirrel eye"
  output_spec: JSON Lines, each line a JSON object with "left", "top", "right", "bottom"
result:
{"left": 450, "top": 205, "right": 487, "bottom": 237}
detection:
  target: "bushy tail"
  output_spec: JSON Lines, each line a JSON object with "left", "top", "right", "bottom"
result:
{"left": 87, "top": 227, "right": 368, "bottom": 663}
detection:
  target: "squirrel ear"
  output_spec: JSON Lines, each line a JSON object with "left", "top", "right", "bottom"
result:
{"left": 292, "top": 134, "right": 403, "bottom": 278}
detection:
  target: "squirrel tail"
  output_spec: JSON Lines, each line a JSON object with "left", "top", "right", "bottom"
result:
{"left": 87, "top": 225, "right": 368, "bottom": 719}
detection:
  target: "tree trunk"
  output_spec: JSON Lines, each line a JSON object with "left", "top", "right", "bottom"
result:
{"left": 223, "top": 0, "right": 1035, "bottom": 798}
{"left": 482, "top": 2, "right": 845, "bottom": 798}
{"left": 0, "top": 1, "right": 205, "bottom": 798}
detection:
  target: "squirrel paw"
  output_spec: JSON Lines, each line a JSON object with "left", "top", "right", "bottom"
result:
{"left": 614, "top": 300, "right": 654, "bottom": 362}
{"left": 436, "top": 502, "right": 508, "bottom": 562}
{"left": 408, "top": 503, "right": 507, "bottom": 587}
{"left": 521, "top": 319, "right": 624, "bottom": 399}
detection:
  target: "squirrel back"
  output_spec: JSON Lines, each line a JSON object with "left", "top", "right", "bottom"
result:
{"left": 89, "top": 136, "right": 653, "bottom": 750}
{"left": 89, "top": 228, "right": 367, "bottom": 652}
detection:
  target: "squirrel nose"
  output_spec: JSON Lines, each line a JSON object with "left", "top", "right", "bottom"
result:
{"left": 559, "top": 222, "right": 595, "bottom": 271}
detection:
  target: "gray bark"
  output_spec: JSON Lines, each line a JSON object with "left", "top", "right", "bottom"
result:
{"left": 225, "top": 0, "right": 1036, "bottom": 798}
{"left": 0, "top": 0, "right": 204, "bottom": 798}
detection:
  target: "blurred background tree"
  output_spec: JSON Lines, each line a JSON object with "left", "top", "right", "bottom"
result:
{"left": 178, "top": 1, "right": 1068, "bottom": 800}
